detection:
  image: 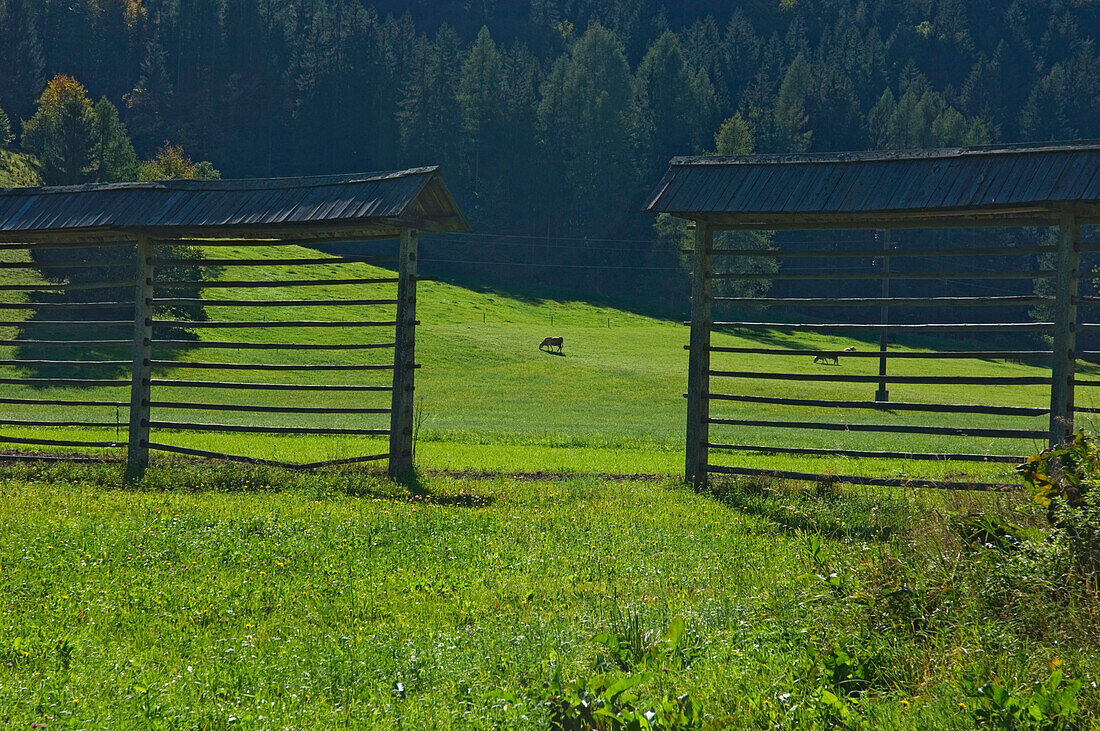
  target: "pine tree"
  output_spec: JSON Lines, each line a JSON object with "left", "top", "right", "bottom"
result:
{"left": 0, "top": 104, "right": 12, "bottom": 148}
{"left": 125, "top": 37, "right": 176, "bottom": 157}
{"left": 0, "top": 0, "right": 45, "bottom": 125}
{"left": 457, "top": 27, "right": 507, "bottom": 221}
{"left": 773, "top": 53, "right": 812, "bottom": 152}
{"left": 537, "top": 22, "right": 636, "bottom": 235}
{"left": 90, "top": 98, "right": 138, "bottom": 182}
{"left": 633, "top": 30, "right": 716, "bottom": 184}
{"left": 397, "top": 24, "right": 464, "bottom": 173}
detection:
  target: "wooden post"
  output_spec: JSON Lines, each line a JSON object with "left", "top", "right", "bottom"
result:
{"left": 389, "top": 228, "right": 418, "bottom": 481}
{"left": 1050, "top": 214, "right": 1080, "bottom": 446}
{"left": 685, "top": 222, "right": 713, "bottom": 487}
{"left": 125, "top": 237, "right": 153, "bottom": 481}
{"left": 875, "top": 230, "right": 890, "bottom": 402}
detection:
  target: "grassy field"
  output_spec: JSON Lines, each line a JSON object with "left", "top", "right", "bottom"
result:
{"left": 1, "top": 242, "right": 1087, "bottom": 482}
{"left": 3, "top": 245, "right": 1099, "bottom": 728}
{"left": 1, "top": 460, "right": 1096, "bottom": 729}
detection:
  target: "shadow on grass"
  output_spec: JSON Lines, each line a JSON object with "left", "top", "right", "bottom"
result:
{"left": 351, "top": 468, "right": 496, "bottom": 508}
{"left": 703, "top": 476, "right": 896, "bottom": 543}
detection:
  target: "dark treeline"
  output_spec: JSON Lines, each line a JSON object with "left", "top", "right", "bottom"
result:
{"left": 0, "top": 0, "right": 1098, "bottom": 314}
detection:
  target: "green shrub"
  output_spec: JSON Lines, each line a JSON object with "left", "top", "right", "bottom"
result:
{"left": 1019, "top": 431, "right": 1100, "bottom": 581}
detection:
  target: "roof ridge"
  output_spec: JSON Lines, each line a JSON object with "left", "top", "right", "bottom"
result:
{"left": 0, "top": 166, "right": 441, "bottom": 197}
{"left": 671, "top": 140, "right": 1100, "bottom": 166}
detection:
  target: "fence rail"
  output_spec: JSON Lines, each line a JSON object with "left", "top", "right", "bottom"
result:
{"left": 0, "top": 231, "right": 419, "bottom": 477}
{"left": 684, "top": 221, "right": 1083, "bottom": 491}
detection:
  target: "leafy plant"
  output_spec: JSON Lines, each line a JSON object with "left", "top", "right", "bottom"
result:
{"left": 544, "top": 672, "right": 702, "bottom": 731}
{"left": 595, "top": 613, "right": 697, "bottom": 672}
{"left": 1018, "top": 431, "right": 1100, "bottom": 513}
{"left": 954, "top": 513, "right": 1029, "bottom": 552}
{"left": 963, "top": 668, "right": 1082, "bottom": 730}
{"left": 1019, "top": 431, "right": 1100, "bottom": 579}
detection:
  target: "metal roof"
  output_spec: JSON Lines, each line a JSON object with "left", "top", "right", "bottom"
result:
{"left": 0, "top": 167, "right": 467, "bottom": 242}
{"left": 645, "top": 141, "right": 1100, "bottom": 228}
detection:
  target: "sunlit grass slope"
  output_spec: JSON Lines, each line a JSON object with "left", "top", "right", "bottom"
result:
{"left": 2, "top": 242, "right": 1091, "bottom": 479}
{"left": 2, "top": 464, "right": 1096, "bottom": 728}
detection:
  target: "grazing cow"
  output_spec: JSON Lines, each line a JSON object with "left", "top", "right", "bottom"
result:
{"left": 813, "top": 352, "right": 838, "bottom": 365}
{"left": 539, "top": 336, "right": 564, "bottom": 353}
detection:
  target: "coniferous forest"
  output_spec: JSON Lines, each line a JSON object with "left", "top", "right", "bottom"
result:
{"left": 0, "top": 0, "right": 1098, "bottom": 307}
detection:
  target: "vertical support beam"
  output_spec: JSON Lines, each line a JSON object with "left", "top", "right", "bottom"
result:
{"left": 875, "top": 229, "right": 890, "bottom": 402}
{"left": 389, "top": 228, "right": 418, "bottom": 481}
{"left": 685, "top": 222, "right": 713, "bottom": 487}
{"left": 1050, "top": 214, "right": 1080, "bottom": 446}
{"left": 125, "top": 237, "right": 153, "bottom": 481}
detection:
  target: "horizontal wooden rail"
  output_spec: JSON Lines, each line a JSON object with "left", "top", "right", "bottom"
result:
{"left": 0, "top": 435, "right": 124, "bottom": 448}
{"left": 146, "top": 441, "right": 388, "bottom": 470}
{"left": 0, "top": 301, "right": 134, "bottom": 310}
{"left": 708, "top": 443, "right": 1025, "bottom": 463}
{"left": 1074, "top": 241, "right": 1100, "bottom": 252}
{"left": 0, "top": 339, "right": 132, "bottom": 347}
{"left": 708, "top": 270, "right": 1055, "bottom": 281}
{"left": 150, "top": 298, "right": 398, "bottom": 307}
{"left": 0, "top": 280, "right": 135, "bottom": 292}
{"left": 149, "top": 401, "right": 390, "bottom": 415}
{"left": 0, "top": 418, "right": 122, "bottom": 428}
{"left": 0, "top": 359, "right": 130, "bottom": 367}
{"left": 706, "top": 417, "right": 1046, "bottom": 439}
{"left": 151, "top": 237, "right": 391, "bottom": 248}
{"left": 148, "top": 361, "right": 394, "bottom": 371}
{"left": 712, "top": 296, "right": 1049, "bottom": 307}
{"left": 709, "top": 371, "right": 1051, "bottom": 385}
{"left": 0, "top": 397, "right": 127, "bottom": 408}
{"left": 0, "top": 240, "right": 134, "bottom": 251}
{"left": 147, "top": 421, "right": 390, "bottom": 436}
{"left": 0, "top": 377, "right": 129, "bottom": 387}
{"left": 704, "top": 393, "right": 1048, "bottom": 416}
{"left": 7, "top": 320, "right": 132, "bottom": 328}
{"left": 0, "top": 260, "right": 134, "bottom": 270}
{"left": 150, "top": 340, "right": 396, "bottom": 351}
{"left": 707, "top": 322, "right": 1050, "bottom": 332}
{"left": 148, "top": 379, "right": 392, "bottom": 392}
{"left": 707, "top": 244, "right": 1056, "bottom": 259}
{"left": 149, "top": 320, "right": 399, "bottom": 328}
{"left": 153, "top": 277, "right": 399, "bottom": 289}
{"left": 706, "top": 465, "right": 1017, "bottom": 491}
{"left": 0, "top": 452, "right": 121, "bottom": 464}
{"left": 150, "top": 256, "right": 397, "bottom": 267}
{"left": 705, "top": 346, "right": 1052, "bottom": 360}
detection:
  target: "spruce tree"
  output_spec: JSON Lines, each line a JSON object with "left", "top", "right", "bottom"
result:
{"left": 0, "top": 0, "right": 45, "bottom": 124}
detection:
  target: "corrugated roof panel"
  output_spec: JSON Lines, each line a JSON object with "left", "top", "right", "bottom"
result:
{"left": 790, "top": 162, "right": 842, "bottom": 212}
{"left": 925, "top": 158, "right": 973, "bottom": 210}
{"left": 998, "top": 154, "right": 1047, "bottom": 205}
{"left": 1049, "top": 153, "right": 1096, "bottom": 201}
{"left": 648, "top": 143, "right": 1100, "bottom": 224}
{"left": 1080, "top": 161, "right": 1100, "bottom": 201}
{"left": 0, "top": 167, "right": 464, "bottom": 240}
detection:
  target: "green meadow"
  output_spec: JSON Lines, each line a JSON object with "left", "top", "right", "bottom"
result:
{"left": 1, "top": 242, "right": 1087, "bottom": 481}
{"left": 1, "top": 461, "right": 1097, "bottom": 729}
{"left": 2, "top": 245, "right": 1100, "bottom": 728}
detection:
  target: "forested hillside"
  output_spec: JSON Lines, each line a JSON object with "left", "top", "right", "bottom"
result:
{"left": 0, "top": 0, "right": 1098, "bottom": 303}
